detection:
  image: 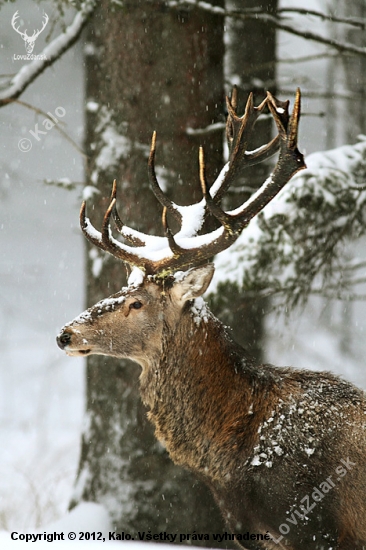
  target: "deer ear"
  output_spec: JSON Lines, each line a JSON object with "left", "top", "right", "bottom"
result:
{"left": 171, "top": 264, "right": 215, "bottom": 305}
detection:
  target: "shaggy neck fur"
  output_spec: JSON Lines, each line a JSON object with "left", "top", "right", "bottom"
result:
{"left": 139, "top": 300, "right": 283, "bottom": 485}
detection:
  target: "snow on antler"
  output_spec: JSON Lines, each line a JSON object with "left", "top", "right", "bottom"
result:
{"left": 81, "top": 90, "right": 305, "bottom": 276}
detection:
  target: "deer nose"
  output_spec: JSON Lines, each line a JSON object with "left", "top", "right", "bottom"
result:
{"left": 57, "top": 330, "right": 72, "bottom": 350}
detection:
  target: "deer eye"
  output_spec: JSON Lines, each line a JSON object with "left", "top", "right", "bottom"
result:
{"left": 130, "top": 301, "right": 142, "bottom": 310}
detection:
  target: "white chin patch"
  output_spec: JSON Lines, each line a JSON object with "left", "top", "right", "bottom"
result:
{"left": 66, "top": 349, "right": 91, "bottom": 357}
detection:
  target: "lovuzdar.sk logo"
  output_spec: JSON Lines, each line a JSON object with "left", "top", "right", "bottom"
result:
{"left": 11, "top": 10, "right": 49, "bottom": 61}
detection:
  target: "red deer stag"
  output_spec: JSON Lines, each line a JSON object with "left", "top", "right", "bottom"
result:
{"left": 57, "top": 90, "right": 366, "bottom": 550}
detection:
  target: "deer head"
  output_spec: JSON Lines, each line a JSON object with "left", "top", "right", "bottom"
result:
{"left": 57, "top": 89, "right": 305, "bottom": 366}
{"left": 12, "top": 11, "right": 49, "bottom": 54}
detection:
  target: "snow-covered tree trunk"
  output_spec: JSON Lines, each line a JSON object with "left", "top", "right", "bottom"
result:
{"left": 70, "top": 0, "right": 231, "bottom": 540}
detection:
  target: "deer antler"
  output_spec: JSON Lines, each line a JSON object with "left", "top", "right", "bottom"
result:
{"left": 11, "top": 11, "right": 27, "bottom": 39}
{"left": 80, "top": 89, "right": 305, "bottom": 276}
{"left": 32, "top": 13, "right": 49, "bottom": 40}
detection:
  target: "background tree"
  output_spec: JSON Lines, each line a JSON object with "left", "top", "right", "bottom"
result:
{"left": 1, "top": 0, "right": 366, "bottom": 537}
{"left": 211, "top": 0, "right": 277, "bottom": 361}
{"left": 343, "top": 0, "right": 366, "bottom": 141}
{"left": 70, "top": 0, "right": 230, "bottom": 538}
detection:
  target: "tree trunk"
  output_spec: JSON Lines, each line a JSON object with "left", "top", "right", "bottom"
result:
{"left": 343, "top": 0, "right": 366, "bottom": 141}
{"left": 210, "top": 0, "right": 278, "bottom": 362}
{"left": 70, "top": 0, "right": 232, "bottom": 542}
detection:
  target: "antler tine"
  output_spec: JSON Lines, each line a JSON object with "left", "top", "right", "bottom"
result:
{"left": 199, "top": 147, "right": 234, "bottom": 231}
{"left": 162, "top": 207, "right": 186, "bottom": 257}
{"left": 288, "top": 87, "right": 301, "bottom": 149}
{"left": 80, "top": 200, "right": 106, "bottom": 251}
{"left": 101, "top": 197, "right": 134, "bottom": 261}
{"left": 225, "top": 86, "right": 238, "bottom": 146}
{"left": 80, "top": 200, "right": 127, "bottom": 260}
{"left": 266, "top": 89, "right": 302, "bottom": 156}
{"left": 221, "top": 89, "right": 305, "bottom": 230}
{"left": 243, "top": 135, "right": 281, "bottom": 169}
{"left": 231, "top": 85, "right": 238, "bottom": 112}
{"left": 214, "top": 90, "right": 279, "bottom": 203}
{"left": 110, "top": 179, "right": 122, "bottom": 229}
{"left": 266, "top": 91, "right": 290, "bottom": 136}
{"left": 100, "top": 197, "right": 157, "bottom": 270}
{"left": 148, "top": 132, "right": 182, "bottom": 224}
{"left": 110, "top": 180, "right": 146, "bottom": 247}
{"left": 34, "top": 12, "right": 49, "bottom": 38}
{"left": 102, "top": 198, "right": 120, "bottom": 253}
{"left": 11, "top": 10, "right": 26, "bottom": 37}
{"left": 80, "top": 195, "right": 155, "bottom": 273}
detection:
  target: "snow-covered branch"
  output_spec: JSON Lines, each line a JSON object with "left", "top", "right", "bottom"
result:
{"left": 167, "top": 1, "right": 366, "bottom": 57}
{"left": 0, "top": 1, "right": 96, "bottom": 107}
{"left": 186, "top": 121, "right": 225, "bottom": 136}
{"left": 10, "top": 99, "right": 86, "bottom": 156}
{"left": 277, "top": 7, "right": 366, "bottom": 30}
{"left": 210, "top": 137, "right": 366, "bottom": 309}
{"left": 268, "top": 18, "right": 366, "bottom": 57}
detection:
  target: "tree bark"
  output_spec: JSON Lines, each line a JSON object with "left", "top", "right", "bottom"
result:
{"left": 209, "top": 0, "right": 278, "bottom": 362}
{"left": 343, "top": 0, "right": 366, "bottom": 141}
{"left": 70, "top": 0, "right": 232, "bottom": 542}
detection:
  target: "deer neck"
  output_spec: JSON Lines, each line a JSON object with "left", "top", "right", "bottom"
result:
{"left": 139, "top": 298, "right": 261, "bottom": 484}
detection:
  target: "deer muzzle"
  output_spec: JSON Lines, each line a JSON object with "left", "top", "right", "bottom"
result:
{"left": 56, "top": 327, "right": 91, "bottom": 356}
